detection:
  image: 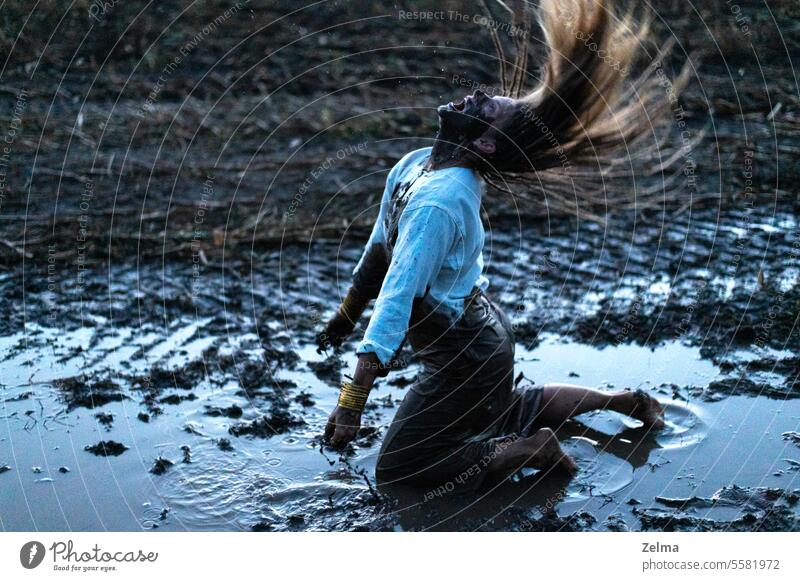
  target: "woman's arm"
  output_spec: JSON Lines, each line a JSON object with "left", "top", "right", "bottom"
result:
{"left": 315, "top": 149, "right": 432, "bottom": 352}
{"left": 316, "top": 242, "right": 387, "bottom": 353}
{"left": 326, "top": 204, "right": 460, "bottom": 447}
{"left": 324, "top": 351, "right": 382, "bottom": 447}
{"left": 316, "top": 186, "right": 390, "bottom": 353}
{"left": 355, "top": 204, "right": 459, "bottom": 364}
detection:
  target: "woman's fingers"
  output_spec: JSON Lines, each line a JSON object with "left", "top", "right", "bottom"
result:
{"left": 324, "top": 410, "right": 337, "bottom": 441}
{"left": 331, "top": 426, "right": 348, "bottom": 447}
{"left": 331, "top": 426, "right": 356, "bottom": 448}
{"left": 324, "top": 407, "right": 360, "bottom": 447}
{"left": 330, "top": 429, "right": 342, "bottom": 447}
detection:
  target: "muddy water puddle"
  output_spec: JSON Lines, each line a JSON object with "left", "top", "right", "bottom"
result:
{"left": 2, "top": 318, "right": 798, "bottom": 531}
{"left": 382, "top": 339, "right": 800, "bottom": 531}
{"left": 2, "top": 206, "right": 798, "bottom": 531}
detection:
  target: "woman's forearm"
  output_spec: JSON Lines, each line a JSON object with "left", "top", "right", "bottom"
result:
{"left": 333, "top": 354, "right": 380, "bottom": 416}
{"left": 352, "top": 352, "right": 381, "bottom": 389}
{"left": 337, "top": 286, "right": 369, "bottom": 325}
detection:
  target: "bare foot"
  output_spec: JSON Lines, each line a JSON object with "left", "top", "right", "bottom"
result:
{"left": 630, "top": 390, "right": 665, "bottom": 429}
{"left": 525, "top": 428, "right": 579, "bottom": 475}
{"left": 488, "top": 428, "right": 579, "bottom": 476}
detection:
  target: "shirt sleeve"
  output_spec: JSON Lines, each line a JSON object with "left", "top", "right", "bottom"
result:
{"left": 351, "top": 164, "right": 398, "bottom": 298}
{"left": 356, "top": 203, "right": 460, "bottom": 364}
{"left": 351, "top": 215, "right": 388, "bottom": 299}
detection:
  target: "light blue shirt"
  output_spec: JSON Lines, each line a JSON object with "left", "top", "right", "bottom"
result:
{"left": 354, "top": 147, "right": 489, "bottom": 364}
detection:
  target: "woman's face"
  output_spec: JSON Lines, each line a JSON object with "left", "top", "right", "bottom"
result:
{"left": 434, "top": 91, "right": 518, "bottom": 159}
{"left": 444, "top": 91, "right": 515, "bottom": 119}
{"left": 438, "top": 91, "right": 517, "bottom": 134}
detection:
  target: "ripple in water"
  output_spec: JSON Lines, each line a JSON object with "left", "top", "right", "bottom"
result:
{"left": 574, "top": 399, "right": 707, "bottom": 451}
{"left": 549, "top": 400, "right": 706, "bottom": 503}
{"left": 655, "top": 401, "right": 707, "bottom": 450}
{"left": 156, "top": 441, "right": 369, "bottom": 530}
{"left": 561, "top": 437, "right": 634, "bottom": 498}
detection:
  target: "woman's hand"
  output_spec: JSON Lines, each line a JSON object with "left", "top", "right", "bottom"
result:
{"left": 324, "top": 405, "right": 362, "bottom": 448}
{"left": 315, "top": 312, "right": 355, "bottom": 352}
{"left": 323, "top": 353, "right": 388, "bottom": 448}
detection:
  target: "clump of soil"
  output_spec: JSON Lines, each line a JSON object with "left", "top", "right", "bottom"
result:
{"left": 637, "top": 486, "right": 800, "bottom": 531}
{"left": 701, "top": 377, "right": 800, "bottom": 401}
{"left": 782, "top": 432, "right": 800, "bottom": 447}
{"left": 228, "top": 403, "right": 304, "bottom": 438}
{"left": 150, "top": 456, "right": 174, "bottom": 475}
{"left": 84, "top": 441, "right": 129, "bottom": 457}
{"left": 183, "top": 423, "right": 205, "bottom": 436}
{"left": 135, "top": 362, "right": 208, "bottom": 391}
{"left": 294, "top": 392, "right": 315, "bottom": 407}
{"left": 54, "top": 376, "right": 127, "bottom": 410}
{"left": 204, "top": 404, "right": 243, "bottom": 418}
{"left": 159, "top": 393, "right": 198, "bottom": 405}
{"left": 519, "top": 511, "right": 598, "bottom": 532}
{"left": 95, "top": 412, "right": 114, "bottom": 428}
{"left": 218, "top": 351, "right": 298, "bottom": 388}
{"left": 308, "top": 357, "right": 343, "bottom": 384}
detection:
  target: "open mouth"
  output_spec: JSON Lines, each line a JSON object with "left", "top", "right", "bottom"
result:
{"left": 451, "top": 98, "right": 466, "bottom": 111}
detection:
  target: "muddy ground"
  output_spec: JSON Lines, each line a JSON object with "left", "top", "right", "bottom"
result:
{"left": 1, "top": 1, "right": 799, "bottom": 531}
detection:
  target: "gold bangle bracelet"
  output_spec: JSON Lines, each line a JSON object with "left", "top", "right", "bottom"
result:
{"left": 337, "top": 288, "right": 368, "bottom": 324}
{"left": 337, "top": 380, "right": 370, "bottom": 411}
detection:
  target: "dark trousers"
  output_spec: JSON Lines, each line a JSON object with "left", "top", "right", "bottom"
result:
{"left": 376, "top": 291, "right": 543, "bottom": 491}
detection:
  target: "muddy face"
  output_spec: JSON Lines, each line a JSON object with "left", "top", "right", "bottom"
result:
{"left": 430, "top": 91, "right": 516, "bottom": 164}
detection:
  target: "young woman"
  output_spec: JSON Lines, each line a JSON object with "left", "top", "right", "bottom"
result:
{"left": 318, "top": 0, "right": 667, "bottom": 489}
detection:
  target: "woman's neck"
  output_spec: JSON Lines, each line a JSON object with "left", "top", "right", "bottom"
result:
{"left": 424, "top": 155, "right": 471, "bottom": 171}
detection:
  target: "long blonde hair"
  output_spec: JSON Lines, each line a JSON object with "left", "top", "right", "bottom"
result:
{"left": 478, "top": 0, "right": 689, "bottom": 217}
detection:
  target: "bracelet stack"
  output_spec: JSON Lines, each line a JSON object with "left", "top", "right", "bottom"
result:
{"left": 337, "top": 380, "right": 370, "bottom": 412}
{"left": 337, "top": 287, "right": 368, "bottom": 324}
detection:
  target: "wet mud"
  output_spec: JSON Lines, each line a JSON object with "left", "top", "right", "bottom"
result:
{"left": 637, "top": 486, "right": 800, "bottom": 532}
{"left": 2, "top": 202, "right": 799, "bottom": 531}
{"left": 1, "top": 0, "right": 799, "bottom": 532}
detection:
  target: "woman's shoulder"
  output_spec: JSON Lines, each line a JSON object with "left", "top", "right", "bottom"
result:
{"left": 407, "top": 167, "right": 481, "bottom": 229}
{"left": 386, "top": 147, "right": 482, "bottom": 212}
{"left": 422, "top": 166, "right": 482, "bottom": 208}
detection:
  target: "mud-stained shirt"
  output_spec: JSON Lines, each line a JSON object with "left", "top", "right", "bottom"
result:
{"left": 354, "top": 147, "right": 489, "bottom": 364}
